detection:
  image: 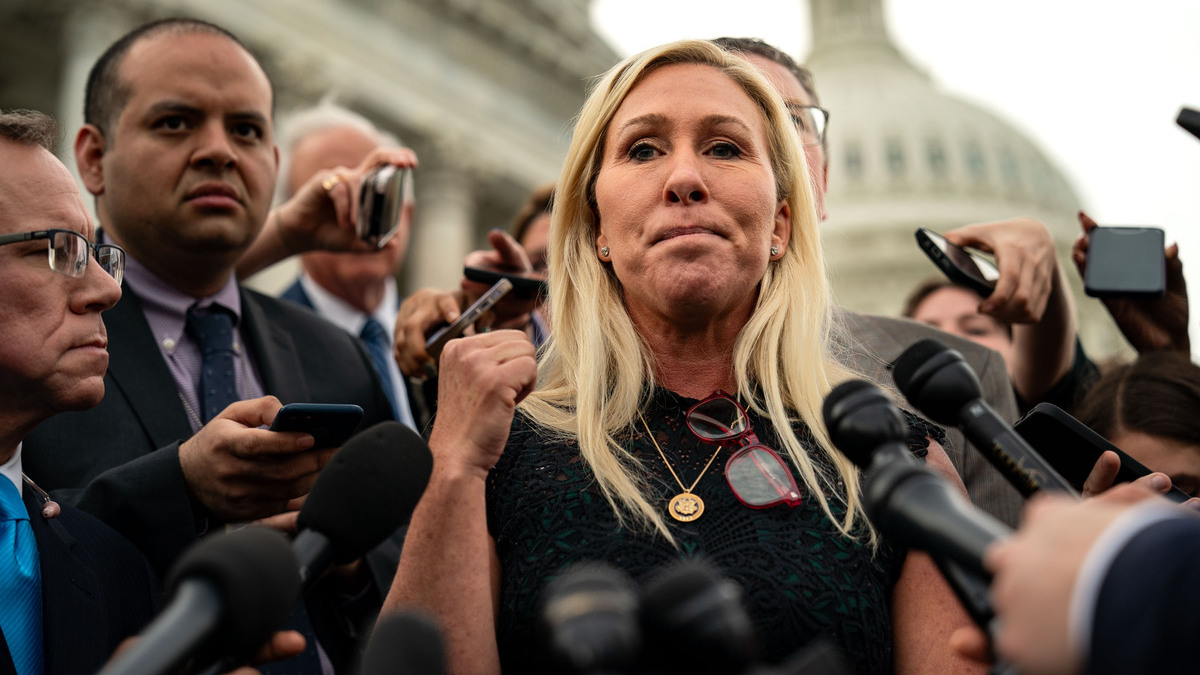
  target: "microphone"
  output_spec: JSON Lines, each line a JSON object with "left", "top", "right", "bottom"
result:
{"left": 539, "top": 561, "right": 642, "bottom": 674}
{"left": 293, "top": 420, "right": 434, "bottom": 590}
{"left": 357, "top": 611, "right": 446, "bottom": 675}
{"left": 892, "top": 339, "right": 1077, "bottom": 497}
{"left": 197, "top": 421, "right": 435, "bottom": 675}
{"left": 99, "top": 527, "right": 301, "bottom": 675}
{"left": 822, "top": 380, "right": 1012, "bottom": 578}
{"left": 1179, "top": 107, "right": 1200, "bottom": 142}
{"left": 640, "top": 558, "right": 758, "bottom": 675}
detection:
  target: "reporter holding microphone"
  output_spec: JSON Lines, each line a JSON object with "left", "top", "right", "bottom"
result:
{"left": 954, "top": 484, "right": 1200, "bottom": 674}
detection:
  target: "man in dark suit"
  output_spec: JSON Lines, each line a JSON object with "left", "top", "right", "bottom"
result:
{"left": 0, "top": 109, "right": 159, "bottom": 675}
{"left": 274, "top": 103, "right": 430, "bottom": 433}
{"left": 20, "top": 18, "right": 404, "bottom": 674}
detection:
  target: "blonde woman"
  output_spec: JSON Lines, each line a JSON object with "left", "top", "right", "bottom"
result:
{"left": 386, "top": 40, "right": 978, "bottom": 674}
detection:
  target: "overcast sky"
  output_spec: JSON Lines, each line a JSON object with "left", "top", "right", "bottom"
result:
{"left": 590, "top": 0, "right": 1200, "bottom": 348}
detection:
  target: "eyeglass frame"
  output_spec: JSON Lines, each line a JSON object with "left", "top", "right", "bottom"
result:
{"left": 0, "top": 229, "right": 125, "bottom": 285}
{"left": 788, "top": 104, "right": 830, "bottom": 148}
{"left": 685, "top": 390, "right": 803, "bottom": 509}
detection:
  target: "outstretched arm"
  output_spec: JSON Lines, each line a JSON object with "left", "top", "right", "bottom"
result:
{"left": 945, "top": 218, "right": 1077, "bottom": 405}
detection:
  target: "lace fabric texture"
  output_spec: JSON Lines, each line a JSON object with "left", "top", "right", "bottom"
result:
{"left": 486, "top": 387, "right": 942, "bottom": 674}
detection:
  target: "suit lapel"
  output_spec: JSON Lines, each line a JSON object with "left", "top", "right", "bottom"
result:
{"left": 25, "top": 489, "right": 91, "bottom": 675}
{"left": 240, "top": 288, "right": 312, "bottom": 403}
{"left": 104, "top": 285, "right": 194, "bottom": 448}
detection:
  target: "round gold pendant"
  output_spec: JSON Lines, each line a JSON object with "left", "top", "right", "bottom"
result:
{"left": 668, "top": 492, "right": 704, "bottom": 522}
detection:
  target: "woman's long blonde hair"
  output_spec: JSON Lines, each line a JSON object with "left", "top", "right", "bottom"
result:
{"left": 519, "top": 39, "right": 868, "bottom": 543}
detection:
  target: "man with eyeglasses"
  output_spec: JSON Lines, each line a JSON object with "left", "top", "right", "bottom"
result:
{"left": 711, "top": 37, "right": 1032, "bottom": 527}
{"left": 20, "top": 18, "right": 406, "bottom": 675}
{"left": 0, "top": 108, "right": 161, "bottom": 675}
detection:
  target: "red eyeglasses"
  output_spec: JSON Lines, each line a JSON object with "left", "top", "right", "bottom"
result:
{"left": 685, "top": 391, "right": 802, "bottom": 509}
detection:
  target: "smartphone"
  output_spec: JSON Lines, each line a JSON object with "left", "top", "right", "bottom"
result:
{"left": 914, "top": 228, "right": 999, "bottom": 298}
{"left": 464, "top": 266, "right": 547, "bottom": 299}
{"left": 1013, "top": 402, "right": 1191, "bottom": 503}
{"left": 1084, "top": 226, "right": 1166, "bottom": 299}
{"left": 357, "top": 164, "right": 411, "bottom": 248}
{"left": 424, "top": 278, "right": 514, "bottom": 359}
{"left": 269, "top": 403, "right": 364, "bottom": 448}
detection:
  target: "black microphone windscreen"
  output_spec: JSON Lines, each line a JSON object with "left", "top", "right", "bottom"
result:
{"left": 359, "top": 611, "right": 446, "bottom": 675}
{"left": 297, "top": 421, "right": 433, "bottom": 564}
{"left": 640, "top": 558, "right": 757, "bottom": 672}
{"left": 164, "top": 527, "right": 300, "bottom": 660}
{"left": 822, "top": 380, "right": 909, "bottom": 470}
{"left": 892, "top": 339, "right": 983, "bottom": 425}
{"left": 891, "top": 338, "right": 947, "bottom": 395}
{"left": 539, "top": 561, "right": 641, "bottom": 674}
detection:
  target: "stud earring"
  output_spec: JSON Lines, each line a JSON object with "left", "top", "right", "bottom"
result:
{"left": 770, "top": 245, "right": 780, "bottom": 256}
{"left": 600, "top": 246, "right": 610, "bottom": 258}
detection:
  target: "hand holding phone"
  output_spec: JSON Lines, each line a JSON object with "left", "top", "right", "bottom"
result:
{"left": 914, "top": 228, "right": 999, "bottom": 298}
{"left": 269, "top": 403, "right": 364, "bottom": 449}
{"left": 425, "top": 278, "right": 513, "bottom": 360}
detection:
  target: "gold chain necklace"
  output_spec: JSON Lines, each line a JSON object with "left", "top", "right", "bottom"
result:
{"left": 639, "top": 413, "right": 722, "bottom": 522}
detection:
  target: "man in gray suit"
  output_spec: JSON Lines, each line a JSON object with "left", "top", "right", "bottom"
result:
{"left": 715, "top": 37, "right": 1024, "bottom": 526}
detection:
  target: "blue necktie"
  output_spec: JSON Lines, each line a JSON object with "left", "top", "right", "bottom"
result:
{"left": 359, "top": 317, "right": 403, "bottom": 422}
{"left": 0, "top": 478, "right": 42, "bottom": 675}
{"left": 186, "top": 306, "right": 238, "bottom": 423}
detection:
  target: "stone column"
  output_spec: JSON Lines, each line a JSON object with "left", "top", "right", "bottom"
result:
{"left": 405, "top": 160, "right": 478, "bottom": 292}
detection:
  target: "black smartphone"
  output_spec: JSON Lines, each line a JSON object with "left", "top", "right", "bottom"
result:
{"left": 357, "top": 164, "right": 411, "bottom": 248}
{"left": 914, "top": 228, "right": 999, "bottom": 298}
{"left": 269, "top": 403, "right": 364, "bottom": 448}
{"left": 424, "top": 278, "right": 514, "bottom": 359}
{"left": 1013, "top": 402, "right": 1191, "bottom": 503}
{"left": 1083, "top": 226, "right": 1166, "bottom": 299}
{"left": 463, "top": 266, "right": 547, "bottom": 299}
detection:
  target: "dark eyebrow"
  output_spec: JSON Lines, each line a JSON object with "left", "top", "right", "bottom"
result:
{"left": 144, "top": 101, "right": 268, "bottom": 128}
{"left": 145, "top": 101, "right": 203, "bottom": 118}
{"left": 617, "top": 113, "right": 754, "bottom": 135}
{"left": 228, "top": 111, "right": 270, "bottom": 128}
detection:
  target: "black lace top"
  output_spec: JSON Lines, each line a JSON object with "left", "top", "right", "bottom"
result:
{"left": 486, "top": 387, "right": 942, "bottom": 674}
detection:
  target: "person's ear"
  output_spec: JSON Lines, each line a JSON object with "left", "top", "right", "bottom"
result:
{"left": 75, "top": 124, "right": 107, "bottom": 196}
{"left": 596, "top": 230, "right": 611, "bottom": 261}
{"left": 771, "top": 199, "right": 791, "bottom": 259}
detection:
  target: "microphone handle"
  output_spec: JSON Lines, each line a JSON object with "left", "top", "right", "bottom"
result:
{"left": 931, "top": 556, "right": 993, "bottom": 629}
{"left": 869, "top": 463, "right": 1012, "bottom": 578}
{"left": 193, "top": 529, "right": 334, "bottom": 675}
{"left": 293, "top": 528, "right": 336, "bottom": 593}
{"left": 99, "top": 581, "right": 222, "bottom": 675}
{"left": 958, "top": 399, "right": 1078, "bottom": 497}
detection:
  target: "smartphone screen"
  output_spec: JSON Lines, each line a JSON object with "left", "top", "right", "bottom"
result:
{"left": 1084, "top": 226, "right": 1165, "bottom": 298}
{"left": 463, "top": 266, "right": 546, "bottom": 298}
{"left": 1014, "top": 402, "right": 1190, "bottom": 503}
{"left": 914, "top": 228, "right": 999, "bottom": 297}
{"left": 425, "top": 278, "right": 514, "bottom": 359}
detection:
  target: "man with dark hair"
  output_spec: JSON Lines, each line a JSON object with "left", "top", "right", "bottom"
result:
{"left": 0, "top": 108, "right": 159, "bottom": 675}
{"left": 21, "top": 18, "right": 406, "bottom": 674}
{"left": 83, "top": 18, "right": 253, "bottom": 137}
